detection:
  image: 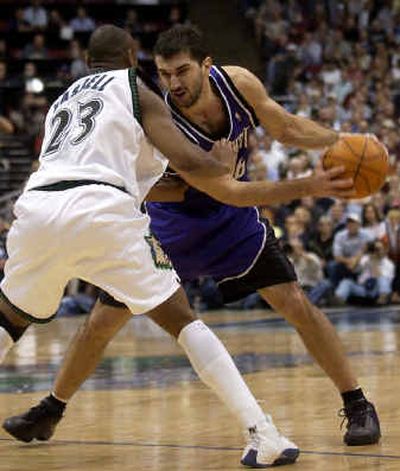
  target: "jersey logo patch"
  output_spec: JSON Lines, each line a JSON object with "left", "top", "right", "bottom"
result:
{"left": 144, "top": 234, "right": 174, "bottom": 270}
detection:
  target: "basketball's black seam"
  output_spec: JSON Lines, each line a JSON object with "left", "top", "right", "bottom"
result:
{"left": 342, "top": 136, "right": 368, "bottom": 183}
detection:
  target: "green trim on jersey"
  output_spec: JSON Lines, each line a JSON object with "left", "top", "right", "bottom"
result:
{"left": 0, "top": 289, "right": 57, "bottom": 324}
{"left": 128, "top": 68, "right": 142, "bottom": 125}
{"left": 144, "top": 233, "right": 174, "bottom": 270}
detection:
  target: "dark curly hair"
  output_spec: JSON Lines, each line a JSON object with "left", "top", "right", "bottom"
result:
{"left": 153, "top": 25, "right": 209, "bottom": 64}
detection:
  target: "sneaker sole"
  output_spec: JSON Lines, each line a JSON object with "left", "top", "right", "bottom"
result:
{"left": 241, "top": 448, "right": 300, "bottom": 468}
{"left": 2, "top": 420, "right": 35, "bottom": 443}
{"left": 2, "top": 419, "right": 54, "bottom": 443}
{"left": 345, "top": 433, "right": 381, "bottom": 446}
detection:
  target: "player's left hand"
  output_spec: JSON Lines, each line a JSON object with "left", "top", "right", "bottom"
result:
{"left": 210, "top": 139, "right": 237, "bottom": 176}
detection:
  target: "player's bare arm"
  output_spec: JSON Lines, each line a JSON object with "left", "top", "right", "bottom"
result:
{"left": 139, "top": 82, "right": 354, "bottom": 206}
{"left": 139, "top": 82, "right": 233, "bottom": 178}
{"left": 224, "top": 66, "right": 339, "bottom": 149}
{"left": 207, "top": 160, "right": 355, "bottom": 207}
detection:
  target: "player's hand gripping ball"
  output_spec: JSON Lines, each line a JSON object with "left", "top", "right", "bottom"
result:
{"left": 322, "top": 134, "right": 389, "bottom": 199}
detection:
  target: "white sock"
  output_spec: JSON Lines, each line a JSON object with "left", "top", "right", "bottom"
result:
{"left": 178, "top": 320, "right": 266, "bottom": 429}
{"left": 51, "top": 391, "right": 68, "bottom": 404}
{"left": 0, "top": 327, "right": 14, "bottom": 363}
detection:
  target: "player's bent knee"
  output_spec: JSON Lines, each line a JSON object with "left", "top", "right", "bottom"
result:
{"left": 85, "top": 302, "right": 131, "bottom": 342}
{"left": 0, "top": 311, "right": 29, "bottom": 342}
{"left": 274, "top": 284, "right": 308, "bottom": 312}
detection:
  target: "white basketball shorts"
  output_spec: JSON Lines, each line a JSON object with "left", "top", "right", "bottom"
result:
{"left": 0, "top": 185, "right": 180, "bottom": 321}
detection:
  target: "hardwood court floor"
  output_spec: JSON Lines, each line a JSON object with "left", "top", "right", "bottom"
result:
{"left": 0, "top": 307, "right": 399, "bottom": 470}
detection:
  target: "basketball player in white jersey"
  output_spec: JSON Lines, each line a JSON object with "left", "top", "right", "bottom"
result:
{"left": 0, "top": 26, "right": 355, "bottom": 468}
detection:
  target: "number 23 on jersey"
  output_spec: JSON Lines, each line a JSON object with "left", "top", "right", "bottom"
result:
{"left": 42, "top": 99, "right": 104, "bottom": 158}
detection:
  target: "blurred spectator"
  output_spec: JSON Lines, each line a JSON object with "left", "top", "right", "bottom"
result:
{"left": 362, "top": 203, "right": 385, "bottom": 239}
{"left": 70, "top": 7, "right": 96, "bottom": 34}
{"left": 69, "top": 40, "right": 88, "bottom": 80}
{"left": 300, "top": 32, "right": 323, "bottom": 68}
{"left": 124, "top": 9, "right": 142, "bottom": 36}
{"left": 23, "top": 0, "right": 48, "bottom": 30}
{"left": 285, "top": 154, "right": 312, "bottom": 179}
{"left": 47, "top": 9, "right": 73, "bottom": 40}
{"left": 256, "top": 132, "right": 287, "bottom": 181}
{"left": 307, "top": 215, "right": 335, "bottom": 265}
{"left": 335, "top": 240, "right": 394, "bottom": 305}
{"left": 9, "top": 93, "right": 48, "bottom": 139}
{"left": 23, "top": 61, "right": 38, "bottom": 82}
{"left": 287, "top": 238, "right": 323, "bottom": 288}
{"left": 0, "top": 40, "right": 8, "bottom": 60}
{"left": 48, "top": 9, "right": 64, "bottom": 32}
{"left": 23, "top": 34, "right": 48, "bottom": 60}
{"left": 0, "top": 61, "right": 17, "bottom": 88}
{"left": 386, "top": 175, "right": 400, "bottom": 208}
{"left": 20, "top": 62, "right": 45, "bottom": 94}
{"left": 293, "top": 205, "right": 313, "bottom": 242}
{"left": 9, "top": 8, "right": 32, "bottom": 33}
{"left": 295, "top": 93, "right": 312, "bottom": 118}
{"left": 183, "top": 277, "right": 223, "bottom": 311}
{"left": 328, "top": 199, "right": 347, "bottom": 233}
{"left": 169, "top": 5, "right": 185, "bottom": 26}
{"left": 286, "top": 238, "right": 330, "bottom": 306}
{"left": 282, "top": 213, "right": 308, "bottom": 246}
{"left": 382, "top": 207, "right": 400, "bottom": 302}
{"left": 328, "top": 213, "right": 372, "bottom": 287}
{"left": 248, "top": 150, "right": 268, "bottom": 181}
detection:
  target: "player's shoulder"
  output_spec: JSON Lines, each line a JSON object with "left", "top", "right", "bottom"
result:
{"left": 221, "top": 66, "right": 256, "bottom": 86}
{"left": 221, "top": 65, "right": 265, "bottom": 100}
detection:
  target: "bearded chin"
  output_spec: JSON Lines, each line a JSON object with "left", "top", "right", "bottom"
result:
{"left": 185, "top": 79, "right": 203, "bottom": 107}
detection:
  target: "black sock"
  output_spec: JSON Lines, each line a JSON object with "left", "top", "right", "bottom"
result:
{"left": 44, "top": 393, "right": 67, "bottom": 414}
{"left": 341, "top": 388, "right": 367, "bottom": 407}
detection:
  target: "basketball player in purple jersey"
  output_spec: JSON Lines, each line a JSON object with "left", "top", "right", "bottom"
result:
{"left": 4, "top": 25, "right": 380, "bottom": 453}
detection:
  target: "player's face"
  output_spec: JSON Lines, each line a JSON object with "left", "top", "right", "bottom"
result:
{"left": 155, "top": 52, "right": 210, "bottom": 108}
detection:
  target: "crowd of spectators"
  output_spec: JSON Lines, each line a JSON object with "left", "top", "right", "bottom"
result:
{"left": 1, "top": 0, "right": 400, "bottom": 313}
{"left": 212, "top": 0, "right": 400, "bottom": 311}
{"left": 0, "top": 0, "right": 187, "bottom": 142}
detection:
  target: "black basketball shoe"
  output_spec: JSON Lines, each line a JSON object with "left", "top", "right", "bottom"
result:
{"left": 3, "top": 397, "right": 63, "bottom": 442}
{"left": 340, "top": 400, "right": 381, "bottom": 446}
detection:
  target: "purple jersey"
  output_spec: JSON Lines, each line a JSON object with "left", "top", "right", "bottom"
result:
{"left": 147, "top": 66, "right": 266, "bottom": 281}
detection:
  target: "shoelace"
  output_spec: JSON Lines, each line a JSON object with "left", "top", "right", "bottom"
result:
{"left": 247, "top": 427, "right": 261, "bottom": 449}
{"left": 247, "top": 423, "right": 282, "bottom": 449}
{"left": 338, "top": 405, "right": 369, "bottom": 430}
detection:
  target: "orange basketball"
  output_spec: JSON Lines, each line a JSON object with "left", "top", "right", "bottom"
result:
{"left": 322, "top": 134, "right": 389, "bottom": 199}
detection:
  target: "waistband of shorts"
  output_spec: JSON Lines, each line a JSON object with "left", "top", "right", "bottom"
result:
{"left": 29, "top": 179, "right": 129, "bottom": 194}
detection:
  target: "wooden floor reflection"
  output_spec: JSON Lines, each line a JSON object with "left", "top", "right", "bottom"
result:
{"left": 0, "top": 307, "right": 399, "bottom": 470}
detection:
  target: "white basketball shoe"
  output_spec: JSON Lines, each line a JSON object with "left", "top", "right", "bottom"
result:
{"left": 241, "top": 415, "right": 299, "bottom": 468}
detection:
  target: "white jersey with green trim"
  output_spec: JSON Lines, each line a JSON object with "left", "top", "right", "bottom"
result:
{"left": 24, "top": 69, "right": 168, "bottom": 205}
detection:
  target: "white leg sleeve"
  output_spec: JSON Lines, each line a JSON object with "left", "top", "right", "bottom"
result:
{"left": 178, "top": 320, "right": 266, "bottom": 429}
{"left": 0, "top": 327, "right": 14, "bottom": 363}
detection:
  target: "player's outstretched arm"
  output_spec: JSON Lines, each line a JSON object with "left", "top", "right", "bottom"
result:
{"left": 207, "top": 158, "right": 356, "bottom": 207}
{"left": 224, "top": 66, "right": 339, "bottom": 150}
{"left": 138, "top": 83, "right": 354, "bottom": 206}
